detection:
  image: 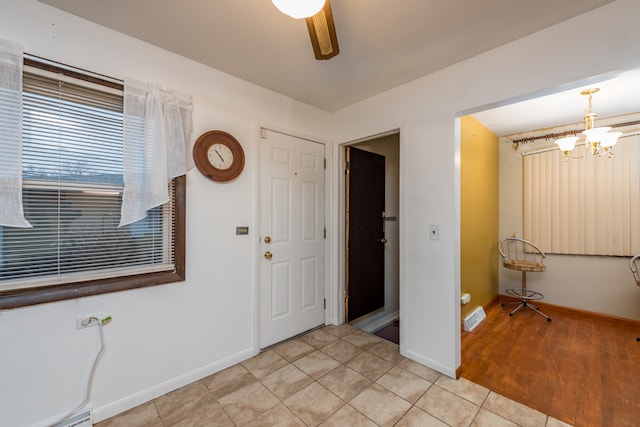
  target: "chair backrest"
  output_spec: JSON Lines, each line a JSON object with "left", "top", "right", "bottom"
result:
{"left": 631, "top": 254, "right": 640, "bottom": 287}
{"left": 497, "top": 237, "right": 546, "bottom": 266}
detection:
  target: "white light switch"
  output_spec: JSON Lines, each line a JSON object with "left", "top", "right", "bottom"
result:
{"left": 429, "top": 225, "right": 439, "bottom": 240}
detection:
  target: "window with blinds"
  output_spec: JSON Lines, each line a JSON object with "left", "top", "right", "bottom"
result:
{"left": 0, "top": 61, "right": 184, "bottom": 308}
{"left": 523, "top": 134, "right": 640, "bottom": 256}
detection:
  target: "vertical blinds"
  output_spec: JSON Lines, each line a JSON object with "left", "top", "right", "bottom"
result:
{"left": 0, "top": 67, "right": 176, "bottom": 290}
{"left": 523, "top": 134, "right": 640, "bottom": 256}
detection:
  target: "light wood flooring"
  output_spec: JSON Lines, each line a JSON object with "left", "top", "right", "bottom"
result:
{"left": 461, "top": 299, "right": 640, "bottom": 427}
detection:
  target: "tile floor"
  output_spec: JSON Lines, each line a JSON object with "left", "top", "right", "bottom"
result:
{"left": 96, "top": 325, "right": 572, "bottom": 426}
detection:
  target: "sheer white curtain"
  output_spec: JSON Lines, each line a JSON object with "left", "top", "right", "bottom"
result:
{"left": 119, "top": 78, "right": 193, "bottom": 227}
{"left": 0, "top": 39, "right": 31, "bottom": 228}
{"left": 523, "top": 134, "right": 640, "bottom": 256}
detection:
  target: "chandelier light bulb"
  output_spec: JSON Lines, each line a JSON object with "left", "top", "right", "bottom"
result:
{"left": 271, "top": 0, "right": 325, "bottom": 18}
{"left": 582, "top": 126, "right": 612, "bottom": 143}
{"left": 555, "top": 136, "right": 579, "bottom": 152}
{"left": 600, "top": 132, "right": 622, "bottom": 148}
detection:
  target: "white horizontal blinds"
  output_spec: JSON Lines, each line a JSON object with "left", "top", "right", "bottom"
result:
{"left": 523, "top": 135, "right": 640, "bottom": 256}
{"left": 22, "top": 72, "right": 124, "bottom": 184}
{"left": 0, "top": 65, "right": 175, "bottom": 290}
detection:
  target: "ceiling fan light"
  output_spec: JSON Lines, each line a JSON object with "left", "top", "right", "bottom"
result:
{"left": 555, "top": 136, "right": 579, "bottom": 152}
{"left": 271, "top": 0, "right": 325, "bottom": 19}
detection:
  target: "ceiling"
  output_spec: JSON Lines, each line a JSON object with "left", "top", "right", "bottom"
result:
{"left": 39, "top": 0, "right": 616, "bottom": 114}
{"left": 473, "top": 68, "right": 640, "bottom": 137}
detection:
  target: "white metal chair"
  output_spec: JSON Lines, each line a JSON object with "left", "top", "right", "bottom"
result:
{"left": 630, "top": 253, "right": 640, "bottom": 341}
{"left": 498, "top": 237, "right": 551, "bottom": 321}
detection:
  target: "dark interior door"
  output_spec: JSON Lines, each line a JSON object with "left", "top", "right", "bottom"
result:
{"left": 346, "top": 146, "right": 385, "bottom": 321}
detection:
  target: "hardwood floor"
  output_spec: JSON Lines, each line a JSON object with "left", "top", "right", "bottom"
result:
{"left": 461, "top": 299, "right": 640, "bottom": 427}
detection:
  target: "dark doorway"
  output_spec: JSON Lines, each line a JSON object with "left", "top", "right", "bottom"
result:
{"left": 346, "top": 146, "right": 386, "bottom": 321}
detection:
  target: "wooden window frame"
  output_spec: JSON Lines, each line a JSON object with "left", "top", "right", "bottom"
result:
{"left": 0, "top": 59, "right": 186, "bottom": 310}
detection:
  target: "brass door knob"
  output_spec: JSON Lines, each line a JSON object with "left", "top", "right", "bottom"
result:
{"left": 264, "top": 251, "right": 273, "bottom": 260}
{"left": 377, "top": 238, "right": 388, "bottom": 244}
{"left": 264, "top": 236, "right": 271, "bottom": 244}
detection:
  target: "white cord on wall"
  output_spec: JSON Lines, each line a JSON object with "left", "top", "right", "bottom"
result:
{"left": 48, "top": 316, "right": 109, "bottom": 427}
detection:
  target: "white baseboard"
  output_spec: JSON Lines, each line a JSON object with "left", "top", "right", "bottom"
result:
{"left": 403, "top": 348, "right": 457, "bottom": 379}
{"left": 93, "top": 346, "right": 258, "bottom": 423}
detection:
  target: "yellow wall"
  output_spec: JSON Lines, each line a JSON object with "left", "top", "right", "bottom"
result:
{"left": 460, "top": 116, "right": 499, "bottom": 319}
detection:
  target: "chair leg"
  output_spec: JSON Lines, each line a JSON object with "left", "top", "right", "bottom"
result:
{"left": 505, "top": 271, "right": 552, "bottom": 321}
{"left": 508, "top": 302, "right": 525, "bottom": 316}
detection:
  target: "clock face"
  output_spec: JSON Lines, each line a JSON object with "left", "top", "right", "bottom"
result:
{"left": 193, "top": 130, "right": 245, "bottom": 182}
{"left": 207, "top": 143, "right": 233, "bottom": 170}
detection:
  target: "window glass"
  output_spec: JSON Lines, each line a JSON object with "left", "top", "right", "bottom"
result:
{"left": 0, "top": 62, "right": 184, "bottom": 307}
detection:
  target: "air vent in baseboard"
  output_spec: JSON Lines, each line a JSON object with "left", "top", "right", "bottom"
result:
{"left": 51, "top": 407, "right": 92, "bottom": 427}
{"left": 463, "top": 307, "right": 486, "bottom": 332}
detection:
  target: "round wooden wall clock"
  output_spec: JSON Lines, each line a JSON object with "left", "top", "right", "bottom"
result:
{"left": 193, "top": 130, "right": 245, "bottom": 182}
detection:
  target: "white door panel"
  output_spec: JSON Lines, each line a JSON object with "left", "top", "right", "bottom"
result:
{"left": 260, "top": 130, "right": 325, "bottom": 348}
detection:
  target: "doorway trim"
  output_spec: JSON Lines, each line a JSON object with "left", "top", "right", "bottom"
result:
{"left": 336, "top": 129, "right": 401, "bottom": 331}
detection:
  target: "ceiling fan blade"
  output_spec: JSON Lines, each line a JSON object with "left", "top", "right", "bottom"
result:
{"left": 305, "top": 0, "right": 339, "bottom": 60}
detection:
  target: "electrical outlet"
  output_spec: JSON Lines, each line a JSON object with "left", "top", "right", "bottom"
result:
{"left": 76, "top": 313, "right": 102, "bottom": 329}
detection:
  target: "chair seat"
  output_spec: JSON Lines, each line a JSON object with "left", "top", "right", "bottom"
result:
{"left": 503, "top": 259, "right": 546, "bottom": 272}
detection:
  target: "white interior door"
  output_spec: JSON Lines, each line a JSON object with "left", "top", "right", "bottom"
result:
{"left": 259, "top": 129, "right": 325, "bottom": 348}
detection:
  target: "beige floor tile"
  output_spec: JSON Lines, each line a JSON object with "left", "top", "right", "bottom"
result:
{"left": 243, "top": 403, "right": 306, "bottom": 427}
{"left": 415, "top": 385, "right": 480, "bottom": 427}
{"left": 471, "top": 408, "right": 519, "bottom": 427}
{"left": 261, "top": 364, "right": 314, "bottom": 400}
{"left": 376, "top": 366, "right": 431, "bottom": 403}
{"left": 317, "top": 365, "right": 372, "bottom": 401}
{"left": 284, "top": 382, "right": 344, "bottom": 426}
{"left": 350, "top": 383, "right": 412, "bottom": 427}
{"left": 395, "top": 406, "right": 449, "bottom": 427}
{"left": 342, "top": 330, "right": 382, "bottom": 349}
{"left": 299, "top": 329, "right": 339, "bottom": 348}
{"left": 482, "top": 392, "right": 547, "bottom": 427}
{"left": 218, "top": 381, "right": 280, "bottom": 425}
{"left": 319, "top": 404, "right": 378, "bottom": 427}
{"left": 202, "top": 363, "right": 256, "bottom": 399}
{"left": 346, "top": 351, "right": 392, "bottom": 381}
{"left": 545, "top": 416, "right": 574, "bottom": 427}
{"left": 321, "top": 339, "right": 362, "bottom": 363}
{"left": 293, "top": 350, "right": 341, "bottom": 379}
{"left": 242, "top": 349, "right": 289, "bottom": 379}
{"left": 323, "top": 324, "right": 358, "bottom": 338}
{"left": 95, "top": 402, "right": 160, "bottom": 427}
{"left": 273, "top": 338, "right": 316, "bottom": 362}
{"left": 163, "top": 395, "right": 233, "bottom": 427}
{"left": 435, "top": 375, "right": 490, "bottom": 405}
{"left": 367, "top": 339, "right": 405, "bottom": 365}
{"left": 153, "top": 381, "right": 209, "bottom": 420}
{"left": 399, "top": 358, "right": 442, "bottom": 382}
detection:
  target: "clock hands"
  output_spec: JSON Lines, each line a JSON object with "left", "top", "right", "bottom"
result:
{"left": 214, "top": 148, "right": 225, "bottom": 164}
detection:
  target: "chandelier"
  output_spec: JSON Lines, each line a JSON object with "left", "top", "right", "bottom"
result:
{"left": 554, "top": 88, "right": 622, "bottom": 160}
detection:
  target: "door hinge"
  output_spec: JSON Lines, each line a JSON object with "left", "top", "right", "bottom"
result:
{"left": 324, "top": 228, "right": 326, "bottom": 239}
{"left": 324, "top": 158, "right": 327, "bottom": 169}
{"left": 324, "top": 298, "right": 326, "bottom": 309}
{"left": 260, "top": 128, "right": 267, "bottom": 139}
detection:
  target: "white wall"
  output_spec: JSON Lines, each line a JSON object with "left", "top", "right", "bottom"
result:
{"left": 2, "top": 0, "right": 640, "bottom": 425}
{"left": 330, "top": 0, "right": 640, "bottom": 377}
{"left": 499, "top": 135, "right": 640, "bottom": 321}
{"left": 0, "top": 2, "right": 330, "bottom": 426}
